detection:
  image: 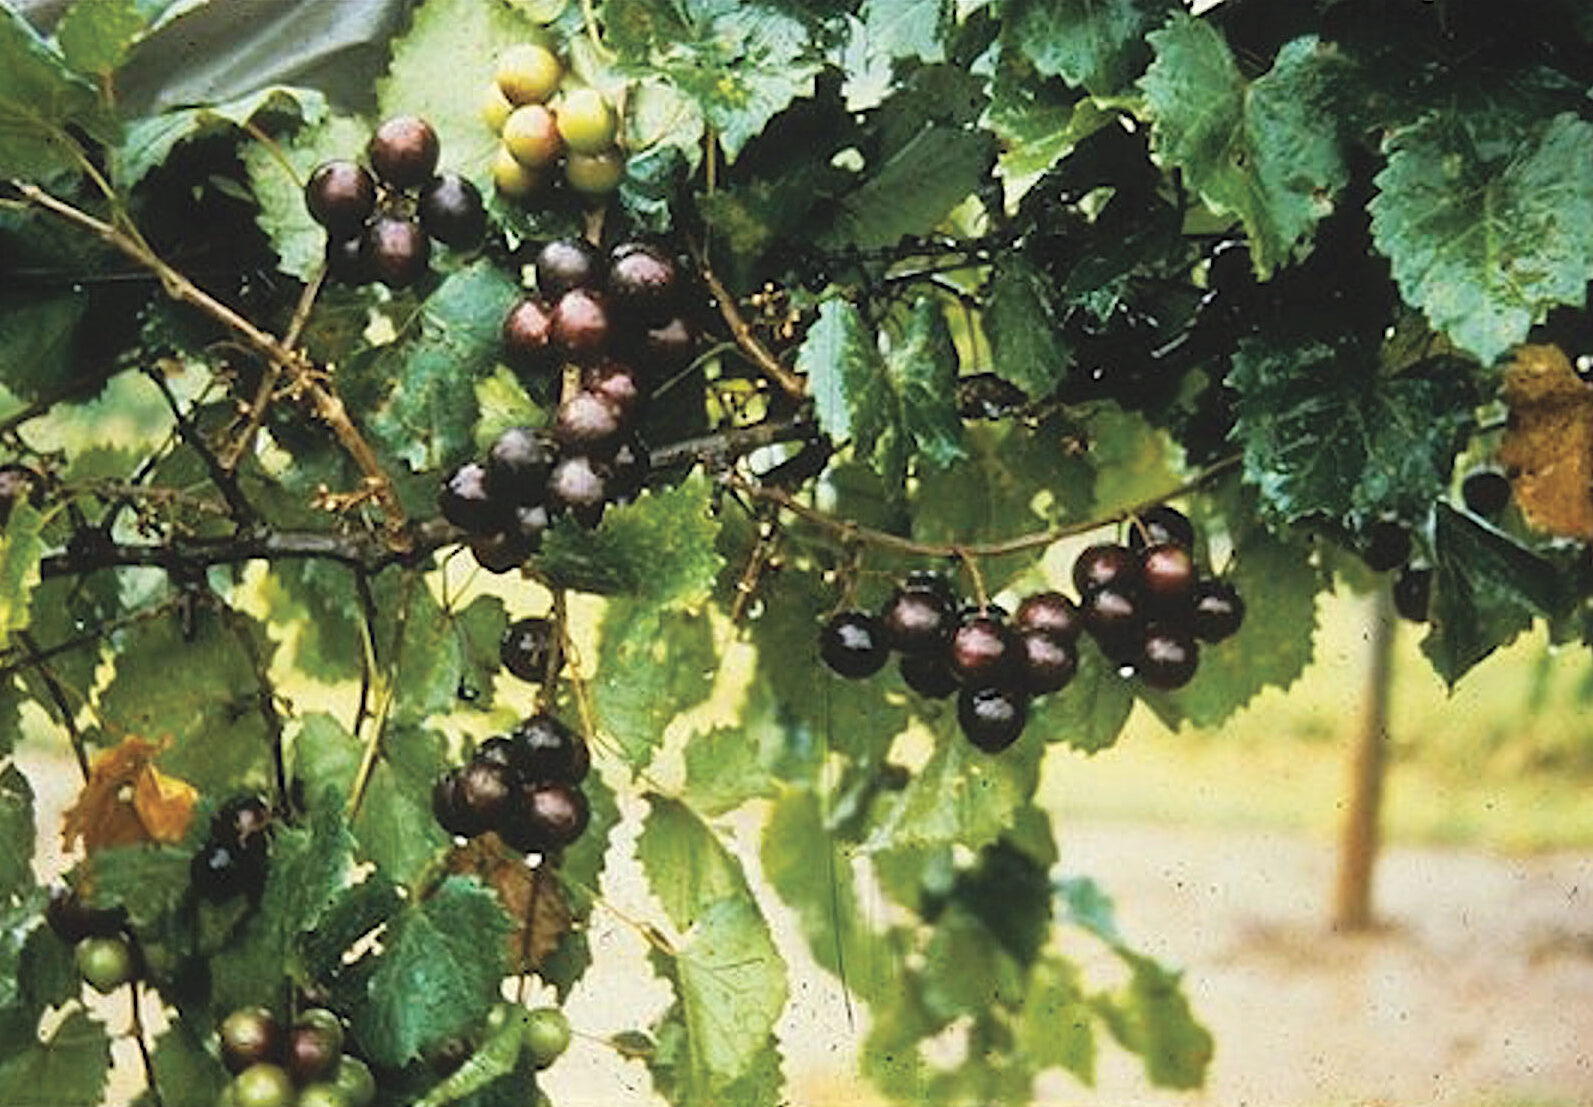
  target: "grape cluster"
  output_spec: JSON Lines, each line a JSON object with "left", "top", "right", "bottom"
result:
{"left": 190, "top": 794, "right": 275, "bottom": 903}
{"left": 216, "top": 1006, "right": 375, "bottom": 1107}
{"left": 819, "top": 507, "right": 1245, "bottom": 753}
{"left": 304, "top": 115, "right": 485, "bottom": 290}
{"left": 432, "top": 713, "right": 592, "bottom": 854}
{"left": 483, "top": 42, "right": 626, "bottom": 201}
{"left": 46, "top": 884, "right": 136, "bottom": 994}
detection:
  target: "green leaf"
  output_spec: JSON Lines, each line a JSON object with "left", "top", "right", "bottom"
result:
{"left": 148, "top": 1022, "right": 228, "bottom": 1107}
{"left": 823, "top": 123, "right": 993, "bottom": 251}
{"left": 984, "top": 56, "right": 1112, "bottom": 207}
{"left": 1229, "top": 338, "right": 1474, "bottom": 527}
{"left": 1016, "top": 956, "right": 1096, "bottom": 1083}
{"left": 0, "top": 1009, "right": 111, "bottom": 1107}
{"left": 117, "top": 85, "right": 326, "bottom": 190}
{"left": 82, "top": 844, "right": 191, "bottom": 932}
{"left": 351, "top": 875, "right": 510, "bottom": 1069}
{"left": 1008, "top": 0, "right": 1174, "bottom": 97}
{"left": 56, "top": 0, "right": 146, "bottom": 76}
{"left": 0, "top": 5, "right": 119, "bottom": 178}
{"left": 650, "top": 896, "right": 788, "bottom": 1099}
{"left": 591, "top": 601, "right": 716, "bottom": 771}
{"left": 1421, "top": 503, "right": 1569, "bottom": 684}
{"left": 473, "top": 368, "right": 545, "bottom": 452}
{"left": 0, "top": 766, "right": 32, "bottom": 904}
{"left": 356, "top": 724, "right": 452, "bottom": 886}
{"left": 0, "top": 503, "right": 45, "bottom": 639}
{"left": 985, "top": 258, "right": 1068, "bottom": 398}
{"left": 243, "top": 113, "right": 368, "bottom": 280}
{"left": 0, "top": 291, "right": 88, "bottom": 403}
{"left": 682, "top": 725, "right": 776, "bottom": 816}
{"left": 1098, "top": 948, "right": 1212, "bottom": 1090}
{"left": 857, "top": 0, "right": 948, "bottom": 64}
{"left": 1140, "top": 23, "right": 1348, "bottom": 276}
{"left": 538, "top": 473, "right": 724, "bottom": 606}
{"left": 1370, "top": 110, "right": 1593, "bottom": 364}
{"left": 415, "top": 1008, "right": 528, "bottom": 1107}
{"left": 301, "top": 875, "right": 403, "bottom": 984}
{"left": 919, "top": 902, "right": 1025, "bottom": 1020}
{"left": 376, "top": 0, "right": 540, "bottom": 193}
{"left": 367, "top": 262, "right": 523, "bottom": 472}
{"left": 637, "top": 795, "right": 750, "bottom": 932}
{"left": 1140, "top": 519, "right": 1321, "bottom": 729}
{"left": 762, "top": 785, "right": 896, "bottom": 1005}
{"left": 800, "top": 298, "right": 879, "bottom": 447}
{"left": 1056, "top": 874, "right": 1124, "bottom": 944}
{"left": 1030, "top": 641, "right": 1134, "bottom": 753}
{"left": 886, "top": 298, "right": 965, "bottom": 469}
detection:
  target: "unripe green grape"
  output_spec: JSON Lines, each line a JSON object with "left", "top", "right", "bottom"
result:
{"left": 296, "top": 1084, "right": 351, "bottom": 1107}
{"left": 329, "top": 1055, "right": 376, "bottom": 1107}
{"left": 564, "top": 148, "right": 624, "bottom": 196}
{"left": 496, "top": 43, "right": 563, "bottom": 105}
{"left": 524, "top": 1007, "right": 571, "bottom": 1068}
{"left": 492, "top": 146, "right": 544, "bottom": 201}
{"left": 230, "top": 1063, "right": 295, "bottom": 1107}
{"left": 481, "top": 83, "right": 514, "bottom": 133}
{"left": 75, "top": 935, "right": 136, "bottom": 993}
{"left": 503, "top": 105, "right": 564, "bottom": 168}
{"left": 554, "top": 88, "right": 618, "bottom": 154}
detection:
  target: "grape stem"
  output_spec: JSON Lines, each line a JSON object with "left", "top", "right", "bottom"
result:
{"left": 731, "top": 451, "right": 1244, "bottom": 559}
{"left": 689, "top": 239, "right": 808, "bottom": 402}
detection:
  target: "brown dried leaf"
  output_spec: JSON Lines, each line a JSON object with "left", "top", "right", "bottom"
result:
{"left": 61, "top": 736, "right": 199, "bottom": 853}
{"left": 1499, "top": 344, "right": 1593, "bottom": 539}
{"left": 445, "top": 835, "right": 572, "bottom": 971}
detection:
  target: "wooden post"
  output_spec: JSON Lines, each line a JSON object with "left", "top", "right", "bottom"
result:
{"left": 1332, "top": 585, "right": 1396, "bottom": 931}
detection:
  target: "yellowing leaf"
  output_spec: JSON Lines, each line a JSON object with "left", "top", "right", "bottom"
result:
{"left": 62, "top": 737, "right": 198, "bottom": 852}
{"left": 1498, "top": 344, "right": 1593, "bottom": 539}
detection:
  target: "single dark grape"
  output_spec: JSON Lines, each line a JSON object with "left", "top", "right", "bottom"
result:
{"left": 1013, "top": 591, "right": 1082, "bottom": 644}
{"left": 485, "top": 426, "right": 557, "bottom": 506}
{"left": 948, "top": 613, "right": 1016, "bottom": 685}
{"left": 304, "top": 161, "right": 376, "bottom": 241}
{"left": 501, "top": 781, "right": 590, "bottom": 853}
{"left": 1127, "top": 505, "right": 1195, "bottom": 552}
{"left": 547, "top": 455, "right": 608, "bottom": 528}
{"left": 1191, "top": 579, "right": 1245, "bottom": 643}
{"left": 1017, "top": 629, "right": 1077, "bottom": 695}
{"left": 469, "top": 530, "right": 534, "bottom": 573}
{"left": 607, "top": 241, "right": 679, "bottom": 317}
{"left": 1392, "top": 566, "right": 1432, "bottom": 623}
{"left": 438, "top": 462, "right": 507, "bottom": 534}
{"left": 899, "top": 651, "right": 959, "bottom": 699}
{"left": 1360, "top": 519, "right": 1411, "bottom": 573}
{"left": 1073, "top": 543, "right": 1141, "bottom": 596}
{"left": 285, "top": 1011, "right": 343, "bottom": 1085}
{"left": 552, "top": 389, "right": 627, "bottom": 456}
{"left": 432, "top": 769, "right": 478, "bottom": 838}
{"left": 367, "top": 115, "right": 440, "bottom": 189}
{"left": 1137, "top": 625, "right": 1199, "bottom": 690}
{"left": 500, "top": 617, "right": 555, "bottom": 683}
{"left": 879, "top": 586, "right": 953, "bottom": 655}
{"left": 606, "top": 436, "right": 650, "bottom": 505}
{"left": 1461, "top": 468, "right": 1511, "bottom": 519}
{"left": 502, "top": 297, "right": 558, "bottom": 375}
{"left": 509, "top": 712, "right": 590, "bottom": 785}
{"left": 418, "top": 173, "right": 486, "bottom": 248}
{"left": 474, "top": 736, "right": 517, "bottom": 771}
{"left": 45, "top": 884, "right": 126, "bottom": 944}
{"left": 819, "top": 610, "right": 889, "bottom": 678}
{"left": 957, "top": 685, "right": 1029, "bottom": 753}
{"left": 212, "top": 795, "right": 272, "bottom": 851}
{"left": 324, "top": 235, "right": 369, "bottom": 285}
{"left": 190, "top": 839, "right": 266, "bottom": 902}
{"left": 220, "top": 1007, "right": 283, "bottom": 1074}
{"left": 581, "top": 360, "right": 644, "bottom": 421}
{"left": 361, "top": 215, "right": 431, "bottom": 289}
{"left": 1081, "top": 586, "right": 1143, "bottom": 662}
{"left": 551, "top": 288, "right": 611, "bottom": 360}
{"left": 457, "top": 759, "right": 515, "bottom": 832}
{"left": 535, "top": 237, "right": 604, "bottom": 299}
{"left": 1139, "top": 542, "right": 1198, "bottom": 615}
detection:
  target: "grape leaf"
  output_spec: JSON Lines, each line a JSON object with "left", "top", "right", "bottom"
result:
{"left": 1421, "top": 503, "right": 1569, "bottom": 685}
{"left": 919, "top": 902, "right": 1025, "bottom": 1020}
{"left": 682, "top": 725, "right": 776, "bottom": 816}
{"left": 0, "top": 5, "right": 119, "bottom": 178}
{"left": 350, "top": 875, "right": 510, "bottom": 1069}
{"left": 1030, "top": 640, "right": 1134, "bottom": 754}
{"left": 558, "top": 768, "right": 617, "bottom": 917}
{"left": 800, "top": 297, "right": 878, "bottom": 448}
{"left": 473, "top": 368, "right": 544, "bottom": 453}
{"left": 301, "top": 875, "right": 403, "bottom": 985}
{"left": 1140, "top": 23, "right": 1348, "bottom": 276}
{"left": 637, "top": 795, "right": 750, "bottom": 932}
{"left": 242, "top": 112, "right": 368, "bottom": 280}
{"left": 147, "top": 1022, "right": 228, "bottom": 1107}
{"left": 357, "top": 724, "right": 452, "bottom": 887}
{"left": 538, "top": 473, "right": 724, "bottom": 607}
{"left": 886, "top": 298, "right": 966, "bottom": 468}
{"left": 0, "top": 1009, "right": 111, "bottom": 1107}
{"left": 55, "top": 0, "right": 146, "bottom": 76}
{"left": 81, "top": 843, "right": 190, "bottom": 932}
{"left": 1016, "top": 956, "right": 1096, "bottom": 1083}
{"left": 649, "top": 896, "right": 788, "bottom": 1101}
{"left": 1008, "top": 0, "right": 1174, "bottom": 97}
{"left": 985, "top": 257, "right": 1069, "bottom": 398}
{"left": 0, "top": 502, "right": 45, "bottom": 638}
{"left": 1096, "top": 948, "right": 1212, "bottom": 1090}
{"left": 61, "top": 735, "right": 198, "bottom": 853}
{"left": 1371, "top": 110, "right": 1593, "bottom": 365}
{"left": 823, "top": 123, "right": 993, "bottom": 252}
{"left": 984, "top": 52, "right": 1113, "bottom": 208}
{"left": 591, "top": 600, "right": 715, "bottom": 771}
{"left": 1228, "top": 336, "right": 1474, "bottom": 527}
{"left": 0, "top": 766, "right": 32, "bottom": 904}
{"left": 1084, "top": 405, "right": 1185, "bottom": 519}
{"left": 857, "top": 0, "right": 948, "bottom": 64}
{"left": 376, "top": 0, "right": 540, "bottom": 193}
{"left": 414, "top": 1009, "right": 528, "bottom": 1107}
{"left": 366, "top": 262, "right": 523, "bottom": 472}
{"left": 117, "top": 85, "right": 327, "bottom": 190}
{"left": 1140, "top": 519, "right": 1321, "bottom": 730}
{"left": 0, "top": 292, "right": 88, "bottom": 404}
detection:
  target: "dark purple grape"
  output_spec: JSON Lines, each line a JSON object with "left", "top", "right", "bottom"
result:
{"left": 958, "top": 685, "right": 1029, "bottom": 753}
{"left": 432, "top": 769, "right": 478, "bottom": 838}
{"left": 551, "top": 288, "right": 611, "bottom": 360}
{"left": 500, "top": 617, "right": 555, "bottom": 682}
{"left": 948, "top": 613, "right": 1015, "bottom": 685}
{"left": 502, "top": 297, "right": 558, "bottom": 375}
{"left": 509, "top": 713, "right": 589, "bottom": 785}
{"left": 439, "top": 462, "right": 508, "bottom": 534}
{"left": 547, "top": 455, "right": 608, "bottom": 528}
{"left": 469, "top": 530, "right": 534, "bottom": 573}
{"left": 1360, "top": 519, "right": 1411, "bottom": 573}
{"left": 1073, "top": 543, "right": 1140, "bottom": 595}
{"left": 1017, "top": 630, "right": 1077, "bottom": 695}
{"left": 1392, "top": 567, "right": 1432, "bottom": 623}
{"left": 1127, "top": 505, "right": 1195, "bottom": 552}
{"left": 1191, "top": 579, "right": 1244, "bottom": 643}
{"left": 879, "top": 586, "right": 953, "bottom": 655}
{"left": 552, "top": 389, "right": 627, "bottom": 456}
{"left": 368, "top": 116, "right": 440, "bottom": 189}
{"left": 419, "top": 173, "right": 486, "bottom": 247}
{"left": 485, "top": 426, "right": 556, "bottom": 506}
{"left": 501, "top": 781, "right": 590, "bottom": 853}
{"left": 1081, "top": 586, "right": 1142, "bottom": 662}
{"left": 304, "top": 160, "right": 376, "bottom": 240}
{"left": 819, "top": 610, "right": 888, "bottom": 678}
{"left": 1461, "top": 468, "right": 1511, "bottom": 519}
{"left": 535, "top": 237, "right": 605, "bottom": 299}
{"left": 607, "top": 241, "right": 679, "bottom": 317}
{"left": 899, "top": 652, "right": 958, "bottom": 699}
{"left": 1013, "top": 591, "right": 1082, "bottom": 644}
{"left": 45, "top": 885, "right": 126, "bottom": 944}
{"left": 325, "top": 235, "right": 369, "bottom": 284}
{"left": 1139, "top": 543, "right": 1197, "bottom": 615}
{"left": 361, "top": 215, "right": 431, "bottom": 289}
{"left": 1137, "top": 625, "right": 1199, "bottom": 690}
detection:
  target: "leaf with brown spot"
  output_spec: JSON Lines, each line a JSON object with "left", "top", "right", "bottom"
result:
{"left": 61, "top": 737, "right": 199, "bottom": 852}
{"left": 444, "top": 836, "right": 571, "bottom": 972}
{"left": 1499, "top": 344, "right": 1593, "bottom": 539}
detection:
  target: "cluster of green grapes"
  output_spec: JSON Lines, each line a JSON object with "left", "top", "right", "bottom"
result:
{"left": 482, "top": 43, "right": 625, "bottom": 201}
{"left": 304, "top": 116, "right": 485, "bottom": 289}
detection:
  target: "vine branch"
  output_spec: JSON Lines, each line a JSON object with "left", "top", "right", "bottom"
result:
{"left": 689, "top": 239, "right": 807, "bottom": 403}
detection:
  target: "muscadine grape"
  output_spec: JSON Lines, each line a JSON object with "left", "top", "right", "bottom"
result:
{"left": 470, "top": 530, "right": 534, "bottom": 573}
{"left": 419, "top": 173, "right": 486, "bottom": 248}
{"left": 368, "top": 116, "right": 440, "bottom": 189}
{"left": 432, "top": 769, "right": 478, "bottom": 838}
{"left": 879, "top": 585, "right": 952, "bottom": 655}
{"left": 1191, "top": 579, "right": 1244, "bottom": 642}
{"left": 510, "top": 713, "right": 590, "bottom": 785}
{"left": 485, "top": 426, "right": 556, "bottom": 505}
{"left": 607, "top": 242, "right": 679, "bottom": 317}
{"left": 220, "top": 1007, "right": 282, "bottom": 1074}
{"left": 524, "top": 1007, "right": 572, "bottom": 1068}
{"left": 564, "top": 148, "right": 625, "bottom": 195}
{"left": 1360, "top": 519, "right": 1411, "bottom": 573}
{"left": 1137, "top": 625, "right": 1199, "bottom": 690}
{"left": 1462, "top": 467, "right": 1511, "bottom": 519}
{"left": 46, "top": 884, "right": 126, "bottom": 944}
{"left": 75, "top": 935, "right": 136, "bottom": 993}
{"left": 1128, "top": 505, "right": 1195, "bottom": 552}
{"left": 329, "top": 1056, "right": 376, "bottom": 1107}
{"left": 295, "top": 1084, "right": 351, "bottom": 1107}
{"left": 553, "top": 389, "right": 628, "bottom": 456}
{"left": 547, "top": 455, "right": 608, "bottom": 528}
{"left": 1392, "top": 566, "right": 1432, "bottom": 623}
{"left": 1073, "top": 542, "right": 1140, "bottom": 595}
{"left": 581, "top": 360, "right": 644, "bottom": 420}
{"left": 514, "top": 503, "right": 552, "bottom": 548}
{"left": 536, "top": 237, "right": 605, "bottom": 299}
{"left": 1017, "top": 629, "right": 1077, "bottom": 695}
{"left": 361, "top": 215, "right": 430, "bottom": 289}
{"left": 212, "top": 795, "right": 272, "bottom": 851}
{"left": 500, "top": 617, "right": 555, "bottom": 683}
{"left": 1013, "top": 591, "right": 1082, "bottom": 643}
{"left": 551, "top": 288, "right": 612, "bottom": 359}
{"left": 902, "top": 569, "right": 957, "bottom": 606}
{"left": 819, "top": 610, "right": 888, "bottom": 678}
{"left": 899, "top": 651, "right": 959, "bottom": 698}
{"left": 503, "top": 104, "right": 563, "bottom": 168}
{"left": 1139, "top": 542, "right": 1197, "bottom": 614}
{"left": 1081, "top": 586, "right": 1142, "bottom": 661}
{"left": 606, "top": 436, "right": 650, "bottom": 505}
{"left": 554, "top": 88, "right": 618, "bottom": 154}
{"left": 502, "top": 781, "right": 590, "bottom": 852}
{"left": 457, "top": 760, "right": 516, "bottom": 831}
{"left": 439, "top": 461, "right": 506, "bottom": 534}
{"left": 496, "top": 43, "right": 562, "bottom": 105}
{"left": 231, "top": 1063, "right": 296, "bottom": 1107}
{"left": 325, "top": 236, "right": 368, "bottom": 285}
{"left": 957, "top": 685, "right": 1029, "bottom": 753}
{"left": 948, "top": 612, "right": 1015, "bottom": 685}
{"left": 481, "top": 83, "right": 514, "bottom": 132}
{"left": 304, "top": 161, "right": 376, "bottom": 241}
{"left": 492, "top": 145, "right": 543, "bottom": 200}
{"left": 502, "top": 298, "right": 558, "bottom": 376}
{"left": 191, "top": 839, "right": 266, "bottom": 902}
{"left": 286, "top": 1010, "right": 344, "bottom": 1085}
{"left": 474, "top": 736, "right": 517, "bottom": 770}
